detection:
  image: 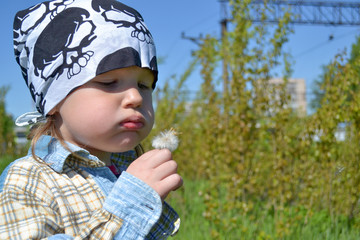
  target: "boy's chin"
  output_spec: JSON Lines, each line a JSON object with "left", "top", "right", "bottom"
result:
{"left": 110, "top": 142, "right": 142, "bottom": 153}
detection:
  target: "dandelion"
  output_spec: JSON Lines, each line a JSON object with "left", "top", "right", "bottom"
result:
{"left": 152, "top": 128, "right": 179, "bottom": 152}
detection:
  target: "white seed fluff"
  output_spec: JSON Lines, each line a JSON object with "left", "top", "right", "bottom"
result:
{"left": 152, "top": 129, "right": 179, "bottom": 152}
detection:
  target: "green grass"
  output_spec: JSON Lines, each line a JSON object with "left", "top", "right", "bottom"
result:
{"left": 167, "top": 179, "right": 360, "bottom": 240}
{"left": 167, "top": 179, "right": 212, "bottom": 239}
{"left": 0, "top": 155, "right": 14, "bottom": 174}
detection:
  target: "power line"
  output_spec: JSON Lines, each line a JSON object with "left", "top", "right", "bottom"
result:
{"left": 294, "top": 29, "right": 358, "bottom": 58}
{"left": 221, "top": 0, "right": 360, "bottom": 26}
{"left": 183, "top": 1, "right": 360, "bottom": 52}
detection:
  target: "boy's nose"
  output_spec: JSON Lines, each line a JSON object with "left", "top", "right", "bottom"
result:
{"left": 123, "top": 87, "right": 142, "bottom": 108}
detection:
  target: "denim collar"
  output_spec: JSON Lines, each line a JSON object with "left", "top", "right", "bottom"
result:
{"left": 29, "top": 135, "right": 104, "bottom": 173}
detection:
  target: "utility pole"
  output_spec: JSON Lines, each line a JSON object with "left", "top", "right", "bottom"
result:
{"left": 181, "top": 32, "right": 203, "bottom": 46}
{"left": 220, "top": 0, "right": 229, "bottom": 96}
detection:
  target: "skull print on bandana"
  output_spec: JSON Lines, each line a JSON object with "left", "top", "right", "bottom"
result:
{"left": 13, "top": 0, "right": 157, "bottom": 124}
{"left": 33, "top": 7, "right": 96, "bottom": 81}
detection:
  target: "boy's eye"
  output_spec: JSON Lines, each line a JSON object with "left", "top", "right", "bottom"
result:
{"left": 138, "top": 82, "right": 152, "bottom": 90}
{"left": 99, "top": 81, "right": 116, "bottom": 86}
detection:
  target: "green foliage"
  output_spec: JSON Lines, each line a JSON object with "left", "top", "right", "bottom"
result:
{"left": 311, "top": 35, "right": 360, "bottom": 111}
{"left": 0, "top": 155, "right": 13, "bottom": 174}
{"left": 146, "top": 1, "right": 360, "bottom": 238}
{"left": 0, "top": 86, "right": 16, "bottom": 155}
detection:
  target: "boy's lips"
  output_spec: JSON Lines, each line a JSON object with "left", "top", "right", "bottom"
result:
{"left": 119, "top": 116, "right": 145, "bottom": 130}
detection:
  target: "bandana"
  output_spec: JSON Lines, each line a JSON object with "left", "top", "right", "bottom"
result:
{"left": 14, "top": 0, "right": 158, "bottom": 126}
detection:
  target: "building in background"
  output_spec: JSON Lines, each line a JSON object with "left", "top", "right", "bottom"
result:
{"left": 268, "top": 78, "right": 307, "bottom": 115}
{"left": 14, "top": 126, "right": 28, "bottom": 151}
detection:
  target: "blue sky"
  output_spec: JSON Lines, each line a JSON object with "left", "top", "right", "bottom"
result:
{"left": 1, "top": 0, "right": 359, "bottom": 118}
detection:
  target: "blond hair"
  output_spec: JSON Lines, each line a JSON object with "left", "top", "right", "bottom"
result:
{"left": 28, "top": 115, "right": 70, "bottom": 160}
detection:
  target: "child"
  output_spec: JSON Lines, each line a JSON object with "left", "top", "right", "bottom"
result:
{"left": 0, "top": 0, "right": 182, "bottom": 239}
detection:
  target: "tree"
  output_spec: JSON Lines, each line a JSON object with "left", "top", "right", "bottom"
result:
{"left": 310, "top": 35, "right": 360, "bottom": 110}
{"left": 0, "top": 86, "right": 16, "bottom": 155}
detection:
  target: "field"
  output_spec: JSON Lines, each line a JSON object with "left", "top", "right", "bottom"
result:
{"left": 1, "top": 155, "right": 360, "bottom": 239}
{"left": 167, "top": 179, "right": 360, "bottom": 240}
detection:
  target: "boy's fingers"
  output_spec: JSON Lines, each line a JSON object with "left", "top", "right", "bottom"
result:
{"left": 173, "top": 174, "right": 183, "bottom": 190}
{"left": 161, "top": 173, "right": 183, "bottom": 193}
{"left": 136, "top": 149, "right": 159, "bottom": 162}
{"left": 158, "top": 174, "right": 183, "bottom": 200}
{"left": 139, "top": 149, "right": 172, "bottom": 168}
{"left": 154, "top": 160, "right": 178, "bottom": 180}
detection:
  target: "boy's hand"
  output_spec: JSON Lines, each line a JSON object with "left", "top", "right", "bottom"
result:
{"left": 126, "top": 149, "right": 183, "bottom": 201}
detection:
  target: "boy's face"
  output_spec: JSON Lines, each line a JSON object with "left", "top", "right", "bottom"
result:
{"left": 54, "top": 66, "right": 155, "bottom": 158}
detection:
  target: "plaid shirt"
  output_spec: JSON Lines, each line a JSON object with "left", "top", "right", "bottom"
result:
{"left": 0, "top": 136, "right": 180, "bottom": 239}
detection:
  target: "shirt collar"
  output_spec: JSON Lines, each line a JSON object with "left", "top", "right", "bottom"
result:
{"left": 29, "top": 135, "right": 105, "bottom": 173}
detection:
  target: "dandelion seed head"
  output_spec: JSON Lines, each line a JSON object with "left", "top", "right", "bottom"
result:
{"left": 152, "top": 128, "right": 179, "bottom": 152}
